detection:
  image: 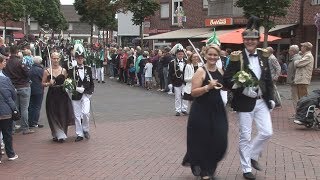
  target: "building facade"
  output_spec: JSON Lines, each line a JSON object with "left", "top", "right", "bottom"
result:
{"left": 29, "top": 5, "right": 100, "bottom": 43}
{"left": 147, "top": 0, "right": 320, "bottom": 68}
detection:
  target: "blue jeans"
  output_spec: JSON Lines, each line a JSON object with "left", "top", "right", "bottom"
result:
{"left": 28, "top": 93, "right": 43, "bottom": 126}
{"left": 16, "top": 87, "right": 31, "bottom": 131}
{"left": 0, "top": 119, "right": 15, "bottom": 159}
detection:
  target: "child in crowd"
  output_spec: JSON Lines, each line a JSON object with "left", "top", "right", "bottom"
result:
{"left": 144, "top": 58, "right": 153, "bottom": 90}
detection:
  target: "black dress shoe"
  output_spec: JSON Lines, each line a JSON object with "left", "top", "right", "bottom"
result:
{"left": 243, "top": 172, "right": 256, "bottom": 180}
{"left": 52, "top": 138, "right": 58, "bottom": 142}
{"left": 83, "top": 131, "right": 90, "bottom": 139}
{"left": 175, "top": 112, "right": 181, "bottom": 116}
{"left": 58, "top": 139, "right": 65, "bottom": 143}
{"left": 251, "top": 159, "right": 262, "bottom": 171}
{"left": 75, "top": 136, "right": 84, "bottom": 142}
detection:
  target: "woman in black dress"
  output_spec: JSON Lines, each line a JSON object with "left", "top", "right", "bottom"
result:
{"left": 182, "top": 45, "right": 228, "bottom": 180}
{"left": 42, "top": 52, "right": 75, "bottom": 143}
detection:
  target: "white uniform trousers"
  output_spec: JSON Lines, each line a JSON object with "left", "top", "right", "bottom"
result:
{"left": 238, "top": 99, "right": 273, "bottom": 173}
{"left": 220, "top": 90, "right": 228, "bottom": 106}
{"left": 72, "top": 94, "right": 91, "bottom": 137}
{"left": 91, "top": 67, "right": 96, "bottom": 80}
{"left": 174, "top": 85, "right": 188, "bottom": 113}
{"left": 96, "top": 67, "right": 104, "bottom": 82}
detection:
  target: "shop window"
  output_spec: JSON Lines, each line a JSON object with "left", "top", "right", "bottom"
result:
{"left": 30, "top": 22, "right": 38, "bottom": 30}
{"left": 160, "top": 3, "right": 169, "bottom": 18}
{"left": 312, "top": 0, "right": 320, "bottom": 5}
{"left": 203, "top": 0, "right": 208, "bottom": 8}
{"left": 172, "top": 0, "right": 184, "bottom": 25}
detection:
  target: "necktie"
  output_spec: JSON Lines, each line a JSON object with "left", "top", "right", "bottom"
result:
{"left": 249, "top": 53, "right": 258, "bottom": 57}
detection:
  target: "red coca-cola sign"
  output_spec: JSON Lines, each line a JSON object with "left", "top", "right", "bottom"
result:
{"left": 205, "top": 18, "right": 233, "bottom": 27}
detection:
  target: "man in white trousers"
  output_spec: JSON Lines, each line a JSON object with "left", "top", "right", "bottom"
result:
{"left": 223, "top": 16, "right": 275, "bottom": 180}
{"left": 96, "top": 46, "right": 105, "bottom": 83}
{"left": 68, "top": 46, "right": 94, "bottom": 142}
{"left": 168, "top": 43, "right": 188, "bottom": 116}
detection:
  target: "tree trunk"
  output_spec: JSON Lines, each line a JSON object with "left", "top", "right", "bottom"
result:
{"left": 106, "top": 29, "right": 109, "bottom": 47}
{"left": 263, "top": 26, "right": 269, "bottom": 48}
{"left": 25, "top": 16, "right": 29, "bottom": 40}
{"left": 140, "top": 24, "right": 143, "bottom": 48}
{"left": 102, "top": 29, "right": 105, "bottom": 47}
{"left": 90, "top": 23, "right": 94, "bottom": 44}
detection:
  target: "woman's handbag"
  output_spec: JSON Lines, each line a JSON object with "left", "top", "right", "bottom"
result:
{"left": 11, "top": 110, "right": 21, "bottom": 121}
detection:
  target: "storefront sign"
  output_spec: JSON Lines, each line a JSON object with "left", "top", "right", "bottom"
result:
{"left": 205, "top": 18, "right": 233, "bottom": 27}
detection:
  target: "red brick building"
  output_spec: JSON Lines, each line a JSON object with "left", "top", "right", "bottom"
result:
{"left": 147, "top": 0, "right": 320, "bottom": 66}
{"left": 301, "top": 0, "right": 320, "bottom": 68}
{"left": 0, "top": 21, "right": 24, "bottom": 43}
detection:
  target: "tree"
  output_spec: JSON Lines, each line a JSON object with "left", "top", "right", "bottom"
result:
{"left": 235, "top": 0, "right": 292, "bottom": 47}
{"left": 37, "top": 0, "right": 68, "bottom": 33}
{"left": 127, "top": 0, "right": 160, "bottom": 47}
{"left": 22, "top": 0, "right": 45, "bottom": 37}
{"left": 75, "top": 0, "right": 119, "bottom": 44}
{"left": 0, "top": 0, "right": 25, "bottom": 38}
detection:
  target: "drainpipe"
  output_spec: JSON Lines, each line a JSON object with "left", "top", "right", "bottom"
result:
{"left": 299, "top": 0, "right": 307, "bottom": 41}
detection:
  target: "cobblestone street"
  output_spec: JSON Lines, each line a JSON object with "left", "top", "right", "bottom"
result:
{"left": 1, "top": 79, "right": 320, "bottom": 180}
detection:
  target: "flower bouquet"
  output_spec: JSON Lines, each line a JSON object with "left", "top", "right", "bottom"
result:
{"left": 232, "top": 70, "right": 258, "bottom": 89}
{"left": 63, "top": 78, "right": 76, "bottom": 95}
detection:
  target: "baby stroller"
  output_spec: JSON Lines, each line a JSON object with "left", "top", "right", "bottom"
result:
{"left": 294, "top": 90, "right": 320, "bottom": 129}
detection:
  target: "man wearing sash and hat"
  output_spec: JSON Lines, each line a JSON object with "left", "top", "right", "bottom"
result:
{"left": 168, "top": 44, "right": 188, "bottom": 116}
{"left": 223, "top": 16, "right": 275, "bottom": 180}
{"left": 68, "top": 43, "right": 94, "bottom": 142}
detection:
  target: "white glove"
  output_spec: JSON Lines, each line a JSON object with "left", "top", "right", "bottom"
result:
{"left": 269, "top": 100, "right": 275, "bottom": 111}
{"left": 76, "top": 87, "right": 85, "bottom": 93}
{"left": 242, "top": 87, "right": 258, "bottom": 98}
{"left": 71, "top": 60, "right": 77, "bottom": 67}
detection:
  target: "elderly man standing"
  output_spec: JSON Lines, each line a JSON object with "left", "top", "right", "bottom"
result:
{"left": 294, "top": 42, "right": 314, "bottom": 125}
{"left": 287, "top": 45, "right": 301, "bottom": 118}
{"left": 266, "top": 47, "right": 281, "bottom": 107}
{"left": 28, "top": 56, "right": 44, "bottom": 128}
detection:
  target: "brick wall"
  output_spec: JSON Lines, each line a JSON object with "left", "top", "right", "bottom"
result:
{"left": 303, "top": 1, "right": 320, "bottom": 25}
{"left": 150, "top": 0, "right": 208, "bottom": 31}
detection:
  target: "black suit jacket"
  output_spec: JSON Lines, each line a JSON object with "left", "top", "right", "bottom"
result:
{"left": 68, "top": 65, "right": 94, "bottom": 101}
{"left": 168, "top": 58, "right": 186, "bottom": 87}
{"left": 223, "top": 49, "right": 274, "bottom": 112}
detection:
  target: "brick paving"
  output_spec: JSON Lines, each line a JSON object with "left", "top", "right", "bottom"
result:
{"left": 1, "top": 79, "right": 320, "bottom": 180}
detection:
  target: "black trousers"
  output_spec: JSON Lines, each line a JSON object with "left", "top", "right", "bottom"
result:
{"left": 0, "top": 119, "right": 15, "bottom": 160}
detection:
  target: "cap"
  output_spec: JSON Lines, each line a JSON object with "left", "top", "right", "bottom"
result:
{"left": 242, "top": 16, "right": 260, "bottom": 39}
{"left": 169, "top": 43, "right": 184, "bottom": 55}
{"left": 300, "top": 42, "right": 313, "bottom": 49}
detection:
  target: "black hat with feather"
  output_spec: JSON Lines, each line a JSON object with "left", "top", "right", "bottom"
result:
{"left": 242, "top": 16, "right": 260, "bottom": 39}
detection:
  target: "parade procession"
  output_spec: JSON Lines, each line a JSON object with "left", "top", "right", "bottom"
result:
{"left": 1, "top": 0, "right": 320, "bottom": 180}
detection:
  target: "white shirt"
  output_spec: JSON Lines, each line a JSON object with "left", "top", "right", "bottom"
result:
{"left": 0, "top": 70, "right": 5, "bottom": 77}
{"left": 177, "top": 58, "right": 185, "bottom": 72}
{"left": 245, "top": 49, "right": 261, "bottom": 80}
{"left": 144, "top": 62, "right": 153, "bottom": 78}
{"left": 77, "top": 66, "right": 85, "bottom": 80}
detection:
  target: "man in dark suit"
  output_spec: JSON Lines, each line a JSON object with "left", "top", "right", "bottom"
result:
{"left": 223, "top": 16, "right": 275, "bottom": 180}
{"left": 168, "top": 43, "right": 188, "bottom": 116}
{"left": 68, "top": 46, "right": 94, "bottom": 142}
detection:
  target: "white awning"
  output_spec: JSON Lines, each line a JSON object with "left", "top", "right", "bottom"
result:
{"left": 145, "top": 28, "right": 236, "bottom": 40}
{"left": 268, "top": 24, "right": 297, "bottom": 32}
